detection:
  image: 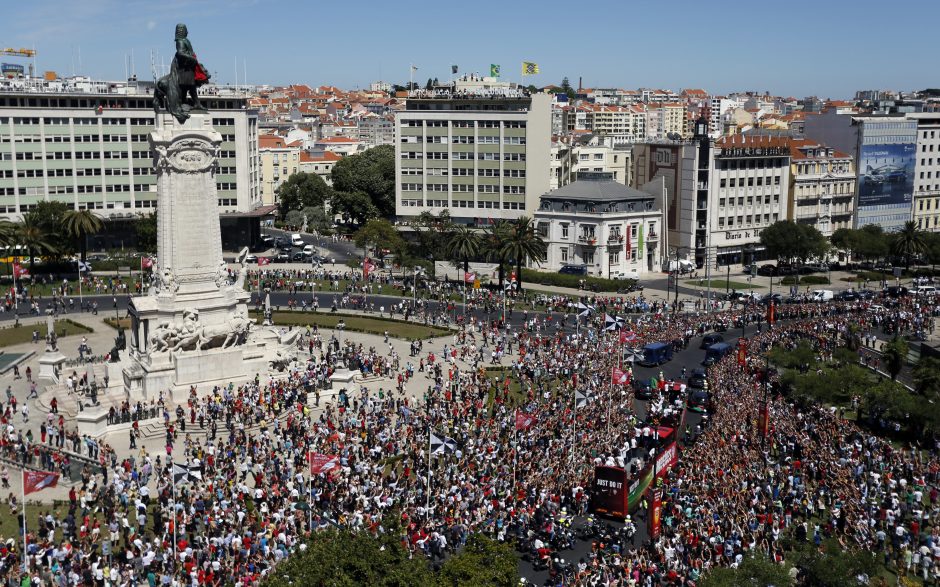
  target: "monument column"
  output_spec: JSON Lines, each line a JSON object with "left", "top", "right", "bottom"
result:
{"left": 151, "top": 114, "right": 224, "bottom": 297}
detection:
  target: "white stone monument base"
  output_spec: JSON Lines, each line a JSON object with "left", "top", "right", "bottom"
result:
{"left": 37, "top": 351, "right": 67, "bottom": 383}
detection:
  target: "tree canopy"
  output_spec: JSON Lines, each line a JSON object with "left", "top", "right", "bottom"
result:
{"left": 759, "top": 220, "right": 829, "bottom": 263}
{"left": 700, "top": 552, "right": 794, "bottom": 587}
{"left": 276, "top": 172, "right": 332, "bottom": 218}
{"left": 331, "top": 145, "right": 395, "bottom": 219}
{"left": 353, "top": 218, "right": 405, "bottom": 258}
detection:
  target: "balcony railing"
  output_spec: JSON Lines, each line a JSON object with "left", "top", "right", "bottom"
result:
{"left": 607, "top": 234, "right": 624, "bottom": 243}
{"left": 646, "top": 231, "right": 658, "bottom": 241}
{"left": 577, "top": 235, "right": 598, "bottom": 246}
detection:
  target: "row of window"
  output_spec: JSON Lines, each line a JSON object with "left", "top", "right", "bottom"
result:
{"left": 413, "top": 135, "right": 526, "bottom": 145}
{"left": 717, "top": 158, "right": 786, "bottom": 170}
{"left": 717, "top": 213, "right": 779, "bottom": 228}
{"left": 403, "top": 120, "right": 525, "bottom": 129}
{"left": 402, "top": 182, "right": 524, "bottom": 194}
{"left": 719, "top": 176, "right": 782, "bottom": 188}
{"left": 400, "top": 199, "right": 525, "bottom": 210}
{"left": 718, "top": 195, "right": 781, "bottom": 207}
{"left": 401, "top": 151, "right": 526, "bottom": 161}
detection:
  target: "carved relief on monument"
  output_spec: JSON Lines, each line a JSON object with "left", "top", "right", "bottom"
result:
{"left": 155, "top": 138, "right": 219, "bottom": 175}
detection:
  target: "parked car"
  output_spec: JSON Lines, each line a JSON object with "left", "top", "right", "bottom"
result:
{"left": 559, "top": 264, "right": 588, "bottom": 276}
{"left": 291, "top": 252, "right": 306, "bottom": 262}
{"left": 756, "top": 264, "right": 779, "bottom": 277}
{"left": 811, "top": 289, "right": 834, "bottom": 302}
{"left": 760, "top": 293, "right": 784, "bottom": 306}
{"left": 856, "top": 289, "right": 876, "bottom": 300}
{"left": 703, "top": 342, "right": 734, "bottom": 366}
{"left": 274, "top": 253, "right": 291, "bottom": 263}
{"left": 686, "top": 388, "right": 711, "bottom": 413}
{"left": 244, "top": 254, "right": 258, "bottom": 264}
{"left": 804, "top": 264, "right": 828, "bottom": 274}
{"left": 883, "top": 286, "right": 909, "bottom": 298}
{"left": 834, "top": 290, "right": 858, "bottom": 302}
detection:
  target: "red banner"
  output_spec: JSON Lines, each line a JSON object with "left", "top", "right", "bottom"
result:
{"left": 515, "top": 410, "right": 537, "bottom": 431}
{"left": 257, "top": 257, "right": 271, "bottom": 266}
{"left": 363, "top": 257, "right": 375, "bottom": 279}
{"left": 758, "top": 404, "right": 770, "bottom": 438}
{"left": 611, "top": 366, "right": 630, "bottom": 385}
{"left": 737, "top": 339, "right": 747, "bottom": 366}
{"left": 308, "top": 452, "right": 340, "bottom": 475}
{"left": 12, "top": 263, "right": 28, "bottom": 279}
{"left": 464, "top": 271, "right": 476, "bottom": 283}
{"left": 141, "top": 257, "right": 154, "bottom": 269}
{"left": 619, "top": 330, "right": 636, "bottom": 344}
{"left": 649, "top": 488, "right": 664, "bottom": 540}
{"left": 766, "top": 301, "right": 776, "bottom": 325}
{"left": 23, "top": 470, "right": 59, "bottom": 495}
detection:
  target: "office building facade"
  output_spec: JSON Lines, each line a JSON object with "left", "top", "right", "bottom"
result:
{"left": 395, "top": 93, "right": 551, "bottom": 223}
{"left": 0, "top": 85, "right": 260, "bottom": 219}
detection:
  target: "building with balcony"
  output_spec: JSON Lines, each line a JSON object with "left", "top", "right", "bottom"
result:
{"left": 259, "top": 134, "right": 301, "bottom": 206}
{"left": 394, "top": 91, "right": 551, "bottom": 224}
{"left": 787, "top": 139, "right": 856, "bottom": 236}
{"left": 910, "top": 113, "right": 940, "bottom": 231}
{"left": 534, "top": 172, "right": 664, "bottom": 278}
{"left": 0, "top": 81, "right": 260, "bottom": 218}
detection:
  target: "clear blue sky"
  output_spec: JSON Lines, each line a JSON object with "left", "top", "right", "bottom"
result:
{"left": 7, "top": 0, "right": 938, "bottom": 98}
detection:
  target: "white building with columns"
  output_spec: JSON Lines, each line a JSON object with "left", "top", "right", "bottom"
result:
{"left": 534, "top": 172, "right": 665, "bottom": 279}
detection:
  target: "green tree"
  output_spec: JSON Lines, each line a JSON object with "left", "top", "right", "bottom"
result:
{"left": 881, "top": 335, "right": 909, "bottom": 381}
{"left": 410, "top": 211, "right": 453, "bottom": 278}
{"left": 759, "top": 221, "right": 829, "bottom": 265}
{"left": 331, "top": 190, "right": 379, "bottom": 225}
{"left": 925, "top": 232, "right": 940, "bottom": 267}
{"left": 500, "top": 216, "right": 547, "bottom": 291}
{"left": 353, "top": 218, "right": 405, "bottom": 260}
{"left": 0, "top": 219, "right": 17, "bottom": 249}
{"left": 61, "top": 209, "right": 104, "bottom": 263}
{"left": 700, "top": 552, "right": 794, "bottom": 587}
{"left": 913, "top": 356, "right": 940, "bottom": 397}
{"left": 445, "top": 225, "right": 483, "bottom": 274}
{"left": 284, "top": 210, "right": 304, "bottom": 228}
{"left": 276, "top": 172, "right": 332, "bottom": 218}
{"left": 27, "top": 200, "right": 72, "bottom": 259}
{"left": 330, "top": 145, "right": 396, "bottom": 218}
{"left": 829, "top": 227, "right": 857, "bottom": 260}
{"left": 17, "top": 213, "right": 57, "bottom": 271}
{"left": 301, "top": 206, "right": 332, "bottom": 234}
{"left": 261, "top": 529, "right": 434, "bottom": 587}
{"left": 437, "top": 534, "right": 518, "bottom": 587}
{"left": 791, "top": 538, "right": 878, "bottom": 587}
{"left": 482, "top": 221, "right": 511, "bottom": 288}
{"left": 854, "top": 224, "right": 888, "bottom": 261}
{"left": 892, "top": 220, "right": 928, "bottom": 268}
{"left": 134, "top": 212, "right": 157, "bottom": 253}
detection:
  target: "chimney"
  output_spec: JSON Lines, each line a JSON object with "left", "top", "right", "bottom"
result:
{"left": 578, "top": 77, "right": 582, "bottom": 92}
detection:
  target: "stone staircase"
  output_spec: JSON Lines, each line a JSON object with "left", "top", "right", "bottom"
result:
{"left": 36, "top": 362, "right": 119, "bottom": 419}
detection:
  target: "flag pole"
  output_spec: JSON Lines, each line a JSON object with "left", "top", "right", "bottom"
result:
{"left": 425, "top": 427, "right": 431, "bottom": 520}
{"left": 172, "top": 467, "right": 178, "bottom": 570}
{"left": 20, "top": 471, "right": 27, "bottom": 574}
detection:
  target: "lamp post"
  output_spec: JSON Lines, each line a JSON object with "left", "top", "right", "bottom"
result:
{"left": 671, "top": 246, "right": 692, "bottom": 314}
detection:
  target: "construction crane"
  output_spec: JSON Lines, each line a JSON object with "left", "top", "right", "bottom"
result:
{"left": 0, "top": 48, "right": 36, "bottom": 77}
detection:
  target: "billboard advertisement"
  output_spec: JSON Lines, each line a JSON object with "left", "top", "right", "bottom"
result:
{"left": 591, "top": 466, "right": 628, "bottom": 517}
{"left": 858, "top": 142, "right": 915, "bottom": 208}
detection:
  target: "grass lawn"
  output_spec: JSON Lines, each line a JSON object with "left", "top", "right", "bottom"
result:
{"left": 684, "top": 278, "right": 760, "bottom": 290}
{"left": 0, "top": 319, "right": 93, "bottom": 348}
{"left": 265, "top": 311, "right": 451, "bottom": 341}
{"left": 104, "top": 317, "right": 132, "bottom": 330}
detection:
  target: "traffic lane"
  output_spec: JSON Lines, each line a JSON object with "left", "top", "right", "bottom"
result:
{"left": 262, "top": 227, "right": 357, "bottom": 262}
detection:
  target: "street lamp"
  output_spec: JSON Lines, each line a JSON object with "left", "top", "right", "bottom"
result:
{"left": 670, "top": 245, "right": 692, "bottom": 314}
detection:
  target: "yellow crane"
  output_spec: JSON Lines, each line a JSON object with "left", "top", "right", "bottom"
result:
{"left": 0, "top": 48, "right": 36, "bottom": 77}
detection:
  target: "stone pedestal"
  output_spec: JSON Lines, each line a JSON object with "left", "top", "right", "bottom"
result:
{"left": 37, "top": 351, "right": 67, "bottom": 382}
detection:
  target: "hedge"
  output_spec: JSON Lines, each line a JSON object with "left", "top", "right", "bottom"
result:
{"left": 779, "top": 275, "right": 830, "bottom": 285}
{"left": 520, "top": 269, "right": 634, "bottom": 292}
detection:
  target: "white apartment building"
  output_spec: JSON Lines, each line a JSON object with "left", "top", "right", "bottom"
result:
{"left": 561, "top": 104, "right": 645, "bottom": 144}
{"left": 0, "top": 81, "right": 260, "bottom": 217}
{"left": 788, "top": 139, "right": 856, "bottom": 237}
{"left": 708, "top": 134, "right": 791, "bottom": 265}
{"left": 395, "top": 92, "right": 551, "bottom": 223}
{"left": 911, "top": 113, "right": 940, "bottom": 231}
{"left": 535, "top": 172, "right": 664, "bottom": 278}
{"left": 258, "top": 134, "right": 301, "bottom": 206}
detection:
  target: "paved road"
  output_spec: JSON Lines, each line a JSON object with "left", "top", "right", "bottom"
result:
{"left": 260, "top": 227, "right": 359, "bottom": 263}
{"left": 515, "top": 325, "right": 764, "bottom": 584}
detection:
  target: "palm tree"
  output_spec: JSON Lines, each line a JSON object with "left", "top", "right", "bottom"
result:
{"left": 893, "top": 220, "right": 927, "bottom": 269}
{"left": 500, "top": 216, "right": 547, "bottom": 292}
{"left": 62, "top": 209, "right": 104, "bottom": 263}
{"left": 913, "top": 356, "right": 940, "bottom": 397}
{"left": 0, "top": 220, "right": 16, "bottom": 248}
{"left": 17, "top": 214, "right": 56, "bottom": 272}
{"left": 881, "top": 336, "right": 909, "bottom": 381}
{"left": 483, "top": 221, "right": 511, "bottom": 289}
{"left": 445, "top": 226, "right": 483, "bottom": 275}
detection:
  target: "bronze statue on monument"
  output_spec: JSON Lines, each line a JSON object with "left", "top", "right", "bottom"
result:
{"left": 153, "top": 23, "right": 211, "bottom": 123}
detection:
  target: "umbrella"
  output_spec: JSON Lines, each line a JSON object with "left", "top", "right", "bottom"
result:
{"left": 294, "top": 501, "right": 310, "bottom": 511}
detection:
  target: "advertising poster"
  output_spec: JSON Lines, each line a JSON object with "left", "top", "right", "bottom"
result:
{"left": 591, "top": 466, "right": 628, "bottom": 517}
{"left": 649, "top": 489, "right": 664, "bottom": 540}
{"left": 858, "top": 142, "right": 915, "bottom": 209}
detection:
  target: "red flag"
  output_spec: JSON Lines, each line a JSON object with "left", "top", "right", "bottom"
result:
{"left": 12, "top": 263, "right": 28, "bottom": 279}
{"left": 766, "top": 301, "right": 776, "bottom": 325}
{"left": 141, "top": 257, "right": 153, "bottom": 269}
{"left": 619, "top": 330, "right": 636, "bottom": 345}
{"left": 308, "top": 452, "right": 340, "bottom": 475}
{"left": 363, "top": 257, "right": 375, "bottom": 279}
{"left": 23, "top": 470, "right": 59, "bottom": 495}
{"left": 257, "top": 257, "right": 271, "bottom": 266}
{"left": 611, "top": 366, "right": 630, "bottom": 385}
{"left": 464, "top": 271, "right": 476, "bottom": 283}
{"left": 571, "top": 373, "right": 578, "bottom": 387}
{"left": 625, "top": 229, "right": 632, "bottom": 256}
{"left": 737, "top": 339, "right": 747, "bottom": 366}
{"left": 758, "top": 404, "right": 770, "bottom": 438}
{"left": 515, "top": 410, "right": 537, "bottom": 431}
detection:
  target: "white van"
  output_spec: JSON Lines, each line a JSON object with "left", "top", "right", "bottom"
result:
{"left": 811, "top": 289, "right": 834, "bottom": 302}
{"left": 914, "top": 285, "right": 937, "bottom": 297}
{"left": 290, "top": 233, "right": 304, "bottom": 247}
{"left": 302, "top": 244, "right": 315, "bottom": 256}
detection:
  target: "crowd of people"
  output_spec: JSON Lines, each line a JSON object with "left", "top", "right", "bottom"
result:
{"left": 0, "top": 288, "right": 936, "bottom": 586}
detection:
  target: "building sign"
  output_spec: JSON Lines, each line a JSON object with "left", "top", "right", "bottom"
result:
{"left": 725, "top": 230, "right": 760, "bottom": 240}
{"left": 858, "top": 143, "right": 915, "bottom": 209}
{"left": 591, "top": 466, "right": 628, "bottom": 517}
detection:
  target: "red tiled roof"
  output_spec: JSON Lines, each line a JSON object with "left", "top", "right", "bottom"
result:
{"left": 300, "top": 151, "right": 343, "bottom": 163}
